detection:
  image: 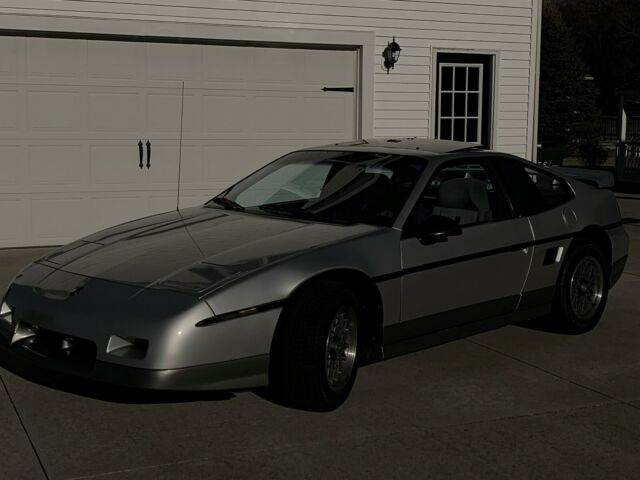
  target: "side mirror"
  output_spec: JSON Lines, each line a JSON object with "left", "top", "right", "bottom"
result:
{"left": 418, "top": 215, "right": 462, "bottom": 245}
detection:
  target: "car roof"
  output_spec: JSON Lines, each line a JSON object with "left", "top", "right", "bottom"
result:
{"left": 303, "top": 137, "right": 486, "bottom": 157}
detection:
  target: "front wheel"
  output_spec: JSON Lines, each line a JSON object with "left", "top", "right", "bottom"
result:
{"left": 268, "top": 281, "right": 360, "bottom": 411}
{"left": 552, "top": 242, "right": 609, "bottom": 334}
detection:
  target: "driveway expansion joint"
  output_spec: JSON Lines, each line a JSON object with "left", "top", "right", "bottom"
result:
{"left": 0, "top": 375, "right": 50, "bottom": 480}
{"left": 465, "top": 338, "right": 640, "bottom": 412}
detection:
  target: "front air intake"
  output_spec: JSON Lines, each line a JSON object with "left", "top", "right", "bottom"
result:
{"left": 0, "top": 301, "right": 13, "bottom": 328}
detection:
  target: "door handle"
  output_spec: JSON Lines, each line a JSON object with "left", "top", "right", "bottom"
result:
{"left": 138, "top": 140, "right": 143, "bottom": 169}
{"left": 146, "top": 140, "right": 151, "bottom": 169}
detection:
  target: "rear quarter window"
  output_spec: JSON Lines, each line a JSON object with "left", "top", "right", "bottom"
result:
{"left": 496, "top": 159, "right": 574, "bottom": 216}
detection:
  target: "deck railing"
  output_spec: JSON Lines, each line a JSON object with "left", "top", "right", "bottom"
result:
{"left": 601, "top": 115, "right": 640, "bottom": 142}
{"left": 617, "top": 141, "right": 640, "bottom": 180}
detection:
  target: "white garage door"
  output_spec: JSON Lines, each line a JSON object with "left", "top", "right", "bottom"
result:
{"left": 0, "top": 36, "right": 356, "bottom": 247}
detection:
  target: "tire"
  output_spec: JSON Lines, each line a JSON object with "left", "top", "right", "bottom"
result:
{"left": 552, "top": 241, "right": 610, "bottom": 334}
{"left": 268, "top": 280, "right": 360, "bottom": 411}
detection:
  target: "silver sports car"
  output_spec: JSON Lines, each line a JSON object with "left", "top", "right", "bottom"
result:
{"left": 0, "top": 138, "right": 629, "bottom": 411}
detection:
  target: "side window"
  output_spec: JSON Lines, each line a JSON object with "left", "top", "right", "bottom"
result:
{"left": 496, "top": 160, "right": 574, "bottom": 216}
{"left": 405, "top": 161, "right": 512, "bottom": 234}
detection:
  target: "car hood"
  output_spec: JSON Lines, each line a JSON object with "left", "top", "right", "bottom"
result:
{"left": 38, "top": 206, "right": 381, "bottom": 294}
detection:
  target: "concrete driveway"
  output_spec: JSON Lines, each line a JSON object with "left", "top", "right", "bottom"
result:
{"left": 2, "top": 199, "right": 640, "bottom": 480}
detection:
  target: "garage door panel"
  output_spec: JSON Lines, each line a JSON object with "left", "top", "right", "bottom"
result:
{"left": 31, "top": 197, "right": 89, "bottom": 241}
{"left": 26, "top": 37, "right": 85, "bottom": 79}
{"left": 302, "top": 95, "right": 352, "bottom": 134}
{"left": 91, "top": 145, "right": 146, "bottom": 185}
{"left": 0, "top": 199, "right": 26, "bottom": 242}
{"left": 303, "top": 50, "right": 355, "bottom": 86}
{"left": 147, "top": 43, "right": 202, "bottom": 81}
{"left": 180, "top": 94, "right": 202, "bottom": 135}
{"left": 253, "top": 96, "right": 298, "bottom": 133}
{"left": 202, "top": 46, "right": 252, "bottom": 85}
{"left": 28, "top": 145, "right": 86, "bottom": 186}
{"left": 201, "top": 144, "right": 254, "bottom": 184}
{"left": 88, "top": 91, "right": 142, "bottom": 133}
{"left": 0, "top": 37, "right": 19, "bottom": 78}
{"left": 178, "top": 193, "right": 214, "bottom": 210}
{"left": 254, "top": 144, "right": 302, "bottom": 166}
{"left": 27, "top": 90, "right": 83, "bottom": 132}
{"left": 254, "top": 49, "right": 304, "bottom": 86}
{"left": 175, "top": 145, "right": 202, "bottom": 185}
{"left": 203, "top": 95, "right": 248, "bottom": 133}
{"left": 0, "top": 145, "right": 20, "bottom": 186}
{"left": 87, "top": 41, "right": 144, "bottom": 80}
{"left": 0, "top": 90, "right": 20, "bottom": 131}
{"left": 149, "top": 194, "right": 180, "bottom": 216}
{"left": 92, "top": 196, "right": 147, "bottom": 233}
{"left": 145, "top": 143, "right": 181, "bottom": 185}
{"left": 147, "top": 92, "right": 183, "bottom": 134}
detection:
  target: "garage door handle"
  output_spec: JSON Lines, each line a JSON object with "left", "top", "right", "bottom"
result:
{"left": 138, "top": 140, "right": 143, "bottom": 169}
{"left": 146, "top": 140, "right": 151, "bottom": 169}
{"left": 322, "top": 87, "right": 354, "bottom": 92}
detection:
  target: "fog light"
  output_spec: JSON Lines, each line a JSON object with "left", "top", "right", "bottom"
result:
{"left": 107, "top": 335, "right": 148, "bottom": 359}
{"left": 1, "top": 301, "right": 13, "bottom": 327}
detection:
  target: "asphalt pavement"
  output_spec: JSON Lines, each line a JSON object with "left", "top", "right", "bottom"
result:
{"left": 1, "top": 198, "right": 640, "bottom": 480}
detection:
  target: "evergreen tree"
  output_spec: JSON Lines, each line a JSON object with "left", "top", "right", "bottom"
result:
{"left": 539, "top": 0, "right": 600, "bottom": 146}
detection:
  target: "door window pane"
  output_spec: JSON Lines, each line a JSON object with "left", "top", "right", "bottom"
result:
{"left": 441, "top": 93, "right": 453, "bottom": 117}
{"left": 467, "top": 119, "right": 479, "bottom": 143}
{"left": 405, "top": 162, "right": 512, "bottom": 233}
{"left": 440, "top": 119, "right": 452, "bottom": 140}
{"left": 454, "top": 93, "right": 466, "bottom": 117}
{"left": 453, "top": 119, "right": 466, "bottom": 141}
{"left": 467, "top": 93, "right": 479, "bottom": 117}
{"left": 468, "top": 67, "right": 480, "bottom": 91}
{"left": 455, "top": 67, "right": 467, "bottom": 91}
{"left": 441, "top": 66, "right": 453, "bottom": 91}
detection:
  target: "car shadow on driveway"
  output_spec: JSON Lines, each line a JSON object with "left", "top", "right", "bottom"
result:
{"left": 0, "top": 355, "right": 235, "bottom": 405}
{"left": 515, "top": 315, "right": 577, "bottom": 335}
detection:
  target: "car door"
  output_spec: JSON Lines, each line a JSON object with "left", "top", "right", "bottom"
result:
{"left": 492, "top": 158, "right": 577, "bottom": 309}
{"left": 391, "top": 158, "right": 534, "bottom": 343}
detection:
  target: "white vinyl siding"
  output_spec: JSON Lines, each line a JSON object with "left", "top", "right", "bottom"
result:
{"left": 0, "top": 0, "right": 539, "bottom": 159}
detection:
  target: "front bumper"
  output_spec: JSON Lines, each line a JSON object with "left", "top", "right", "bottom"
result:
{"left": 1, "top": 262, "right": 280, "bottom": 391}
{"left": 0, "top": 325, "right": 269, "bottom": 391}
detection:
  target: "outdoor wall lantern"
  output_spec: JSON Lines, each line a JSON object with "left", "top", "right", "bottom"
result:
{"left": 382, "top": 36, "right": 402, "bottom": 73}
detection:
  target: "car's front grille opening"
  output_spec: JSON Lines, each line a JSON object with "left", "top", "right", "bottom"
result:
{"left": 106, "top": 335, "right": 148, "bottom": 359}
{"left": 14, "top": 322, "right": 97, "bottom": 369}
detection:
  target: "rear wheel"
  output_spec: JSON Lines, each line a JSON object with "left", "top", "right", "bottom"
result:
{"left": 552, "top": 242, "right": 609, "bottom": 334}
{"left": 269, "top": 280, "right": 360, "bottom": 411}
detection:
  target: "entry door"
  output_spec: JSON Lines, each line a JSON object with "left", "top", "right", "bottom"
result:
{"left": 435, "top": 53, "right": 494, "bottom": 148}
{"left": 397, "top": 160, "right": 532, "bottom": 338}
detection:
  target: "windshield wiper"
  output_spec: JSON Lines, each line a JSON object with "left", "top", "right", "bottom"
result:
{"left": 208, "top": 197, "right": 245, "bottom": 211}
{"left": 257, "top": 204, "right": 353, "bottom": 225}
{"left": 258, "top": 204, "right": 317, "bottom": 220}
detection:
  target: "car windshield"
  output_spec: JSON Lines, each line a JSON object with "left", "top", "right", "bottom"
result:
{"left": 207, "top": 150, "right": 428, "bottom": 226}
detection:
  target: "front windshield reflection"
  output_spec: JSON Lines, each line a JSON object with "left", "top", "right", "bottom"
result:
{"left": 208, "top": 150, "right": 428, "bottom": 227}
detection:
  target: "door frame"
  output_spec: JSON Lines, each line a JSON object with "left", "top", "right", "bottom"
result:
{"left": 0, "top": 15, "right": 373, "bottom": 139}
{"left": 430, "top": 48, "right": 500, "bottom": 149}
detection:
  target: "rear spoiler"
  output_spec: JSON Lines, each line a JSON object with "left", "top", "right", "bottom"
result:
{"left": 547, "top": 166, "right": 615, "bottom": 189}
